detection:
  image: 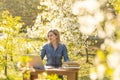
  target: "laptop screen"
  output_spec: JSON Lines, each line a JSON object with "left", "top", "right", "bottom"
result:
{"left": 23, "top": 55, "right": 45, "bottom": 70}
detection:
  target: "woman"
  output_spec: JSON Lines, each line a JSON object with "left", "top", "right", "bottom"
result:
{"left": 40, "top": 29, "right": 70, "bottom": 68}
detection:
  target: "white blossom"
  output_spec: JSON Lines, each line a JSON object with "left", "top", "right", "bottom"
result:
{"left": 90, "top": 72, "right": 97, "bottom": 80}
{"left": 78, "top": 16, "right": 97, "bottom": 34}
{"left": 94, "top": 11, "right": 104, "bottom": 23}
{"left": 97, "top": 29, "right": 106, "bottom": 38}
{"left": 107, "top": 52, "right": 120, "bottom": 69}
{"left": 97, "top": 65, "right": 106, "bottom": 79}
{"left": 113, "top": 65, "right": 120, "bottom": 80}
{"left": 104, "top": 39, "right": 120, "bottom": 51}
{"left": 0, "top": 33, "right": 8, "bottom": 40}
{"left": 72, "top": 1, "right": 81, "bottom": 15}
{"left": 105, "top": 22, "right": 115, "bottom": 37}
{"left": 0, "top": 46, "right": 5, "bottom": 52}
{"left": 72, "top": 0, "right": 100, "bottom": 15}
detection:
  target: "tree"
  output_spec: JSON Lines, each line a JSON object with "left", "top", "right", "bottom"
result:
{"left": 0, "top": 0, "right": 40, "bottom": 30}
{"left": 72, "top": 0, "right": 120, "bottom": 80}
{"left": 109, "top": 0, "right": 120, "bottom": 14}
{"left": 27, "top": 0, "right": 86, "bottom": 58}
{"left": 28, "top": 0, "right": 104, "bottom": 62}
{"left": 0, "top": 10, "right": 23, "bottom": 76}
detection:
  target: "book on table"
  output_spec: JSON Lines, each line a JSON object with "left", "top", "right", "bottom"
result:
{"left": 63, "top": 61, "right": 80, "bottom": 70}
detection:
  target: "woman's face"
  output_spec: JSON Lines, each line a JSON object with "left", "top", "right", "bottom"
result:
{"left": 48, "top": 32, "right": 57, "bottom": 43}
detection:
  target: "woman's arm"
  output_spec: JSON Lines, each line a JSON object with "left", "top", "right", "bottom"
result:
{"left": 62, "top": 44, "right": 70, "bottom": 62}
{"left": 40, "top": 45, "right": 46, "bottom": 60}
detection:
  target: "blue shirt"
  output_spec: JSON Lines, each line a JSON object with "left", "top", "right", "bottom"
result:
{"left": 40, "top": 43, "right": 70, "bottom": 67}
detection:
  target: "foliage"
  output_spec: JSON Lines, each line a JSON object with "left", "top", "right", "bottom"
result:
{"left": 27, "top": 0, "right": 91, "bottom": 57}
{"left": 0, "top": 0, "right": 120, "bottom": 80}
{"left": 109, "top": 0, "right": 120, "bottom": 14}
{"left": 0, "top": 10, "right": 24, "bottom": 78}
{"left": 0, "top": 0, "right": 40, "bottom": 27}
{"left": 37, "top": 72, "right": 61, "bottom": 80}
{"left": 71, "top": 0, "right": 120, "bottom": 80}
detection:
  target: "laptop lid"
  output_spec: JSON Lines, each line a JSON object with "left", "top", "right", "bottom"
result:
{"left": 23, "top": 54, "right": 45, "bottom": 70}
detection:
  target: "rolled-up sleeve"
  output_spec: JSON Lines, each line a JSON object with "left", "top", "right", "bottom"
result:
{"left": 63, "top": 44, "right": 70, "bottom": 62}
{"left": 40, "top": 45, "right": 46, "bottom": 60}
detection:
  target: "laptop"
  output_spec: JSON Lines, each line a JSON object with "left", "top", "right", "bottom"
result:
{"left": 23, "top": 54, "right": 45, "bottom": 70}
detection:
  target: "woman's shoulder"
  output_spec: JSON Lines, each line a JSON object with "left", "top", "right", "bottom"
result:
{"left": 59, "top": 42, "right": 66, "bottom": 47}
{"left": 42, "top": 42, "right": 50, "bottom": 47}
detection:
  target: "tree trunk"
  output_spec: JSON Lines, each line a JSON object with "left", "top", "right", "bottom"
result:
{"left": 85, "top": 47, "right": 88, "bottom": 62}
{"left": 4, "top": 55, "right": 7, "bottom": 76}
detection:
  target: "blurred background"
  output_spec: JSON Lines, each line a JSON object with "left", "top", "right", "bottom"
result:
{"left": 0, "top": 0, "right": 120, "bottom": 80}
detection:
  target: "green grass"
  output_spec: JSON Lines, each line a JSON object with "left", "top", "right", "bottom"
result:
{"left": 72, "top": 54, "right": 95, "bottom": 80}
{"left": 68, "top": 46, "right": 97, "bottom": 80}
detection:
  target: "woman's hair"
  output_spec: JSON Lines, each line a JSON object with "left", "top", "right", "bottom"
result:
{"left": 47, "top": 29, "right": 60, "bottom": 44}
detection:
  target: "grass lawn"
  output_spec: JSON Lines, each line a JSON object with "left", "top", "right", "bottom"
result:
{"left": 71, "top": 53, "right": 95, "bottom": 80}
{"left": 67, "top": 46, "right": 97, "bottom": 80}
{"left": 79, "top": 55, "right": 95, "bottom": 80}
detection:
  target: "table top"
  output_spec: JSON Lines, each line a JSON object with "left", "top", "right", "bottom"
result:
{"left": 24, "top": 66, "right": 80, "bottom": 74}
{"left": 33, "top": 67, "right": 79, "bottom": 72}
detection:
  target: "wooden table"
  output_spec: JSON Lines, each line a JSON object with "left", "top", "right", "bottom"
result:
{"left": 23, "top": 68, "right": 79, "bottom": 80}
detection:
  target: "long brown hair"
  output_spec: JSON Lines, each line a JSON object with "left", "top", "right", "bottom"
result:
{"left": 47, "top": 29, "right": 60, "bottom": 44}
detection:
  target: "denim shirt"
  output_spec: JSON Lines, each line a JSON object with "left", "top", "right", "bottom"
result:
{"left": 40, "top": 43, "right": 70, "bottom": 67}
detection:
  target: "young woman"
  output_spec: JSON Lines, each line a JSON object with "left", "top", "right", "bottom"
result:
{"left": 40, "top": 29, "right": 70, "bottom": 68}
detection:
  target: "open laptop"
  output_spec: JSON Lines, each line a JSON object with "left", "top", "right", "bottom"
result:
{"left": 23, "top": 54, "right": 45, "bottom": 70}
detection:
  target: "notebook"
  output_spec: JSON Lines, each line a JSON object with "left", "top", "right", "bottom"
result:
{"left": 23, "top": 55, "right": 45, "bottom": 70}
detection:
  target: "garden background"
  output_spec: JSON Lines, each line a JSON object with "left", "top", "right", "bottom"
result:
{"left": 0, "top": 0, "right": 120, "bottom": 80}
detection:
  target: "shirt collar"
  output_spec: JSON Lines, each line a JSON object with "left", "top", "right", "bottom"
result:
{"left": 49, "top": 43, "right": 60, "bottom": 47}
